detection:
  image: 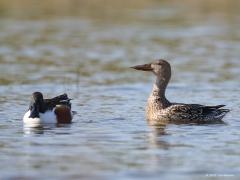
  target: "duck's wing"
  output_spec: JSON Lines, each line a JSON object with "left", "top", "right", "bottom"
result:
{"left": 44, "top": 94, "right": 72, "bottom": 109}
{"left": 168, "top": 104, "right": 230, "bottom": 123}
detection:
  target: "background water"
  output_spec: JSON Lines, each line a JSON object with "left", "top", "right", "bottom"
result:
{"left": 0, "top": 0, "right": 240, "bottom": 179}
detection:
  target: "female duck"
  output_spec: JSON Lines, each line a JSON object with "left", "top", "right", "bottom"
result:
{"left": 131, "top": 59, "right": 230, "bottom": 124}
{"left": 23, "top": 92, "right": 74, "bottom": 126}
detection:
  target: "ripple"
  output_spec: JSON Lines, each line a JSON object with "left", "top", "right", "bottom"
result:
{"left": 0, "top": 0, "right": 240, "bottom": 179}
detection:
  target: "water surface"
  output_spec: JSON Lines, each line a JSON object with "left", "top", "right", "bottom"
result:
{"left": 0, "top": 0, "right": 240, "bottom": 179}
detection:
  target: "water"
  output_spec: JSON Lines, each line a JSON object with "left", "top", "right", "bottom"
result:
{"left": 0, "top": 0, "right": 240, "bottom": 179}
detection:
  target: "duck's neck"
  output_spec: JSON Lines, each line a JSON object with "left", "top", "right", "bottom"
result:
{"left": 146, "top": 76, "right": 171, "bottom": 121}
{"left": 150, "top": 76, "right": 171, "bottom": 108}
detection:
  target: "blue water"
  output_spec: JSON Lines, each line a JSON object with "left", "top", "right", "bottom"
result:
{"left": 0, "top": 0, "right": 240, "bottom": 179}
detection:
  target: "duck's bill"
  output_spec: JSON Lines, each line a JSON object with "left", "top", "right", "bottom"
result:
{"left": 130, "top": 63, "right": 153, "bottom": 71}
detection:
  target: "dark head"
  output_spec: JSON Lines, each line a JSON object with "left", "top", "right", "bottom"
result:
{"left": 29, "top": 92, "right": 44, "bottom": 118}
{"left": 131, "top": 59, "right": 171, "bottom": 81}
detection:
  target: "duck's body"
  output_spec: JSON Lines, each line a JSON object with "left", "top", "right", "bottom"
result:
{"left": 131, "top": 59, "right": 230, "bottom": 124}
{"left": 23, "top": 92, "right": 73, "bottom": 127}
{"left": 147, "top": 96, "right": 229, "bottom": 124}
{"left": 23, "top": 109, "right": 58, "bottom": 125}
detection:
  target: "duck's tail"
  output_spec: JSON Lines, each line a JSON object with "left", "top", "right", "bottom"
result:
{"left": 214, "top": 106, "right": 230, "bottom": 120}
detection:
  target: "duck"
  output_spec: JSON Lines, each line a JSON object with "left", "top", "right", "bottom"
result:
{"left": 131, "top": 59, "right": 230, "bottom": 124}
{"left": 23, "top": 92, "right": 74, "bottom": 126}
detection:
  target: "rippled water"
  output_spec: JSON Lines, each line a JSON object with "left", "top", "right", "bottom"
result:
{"left": 0, "top": 0, "right": 240, "bottom": 179}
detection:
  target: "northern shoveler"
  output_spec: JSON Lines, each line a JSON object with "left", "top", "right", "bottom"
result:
{"left": 131, "top": 59, "right": 230, "bottom": 124}
{"left": 23, "top": 92, "right": 74, "bottom": 126}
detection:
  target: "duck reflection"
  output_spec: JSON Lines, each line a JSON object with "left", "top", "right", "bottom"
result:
{"left": 147, "top": 122, "right": 171, "bottom": 150}
{"left": 23, "top": 126, "right": 44, "bottom": 135}
{"left": 23, "top": 123, "right": 72, "bottom": 135}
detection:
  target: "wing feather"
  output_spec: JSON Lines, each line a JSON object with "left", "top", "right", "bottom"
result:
{"left": 168, "top": 103, "right": 229, "bottom": 123}
{"left": 44, "top": 94, "right": 72, "bottom": 109}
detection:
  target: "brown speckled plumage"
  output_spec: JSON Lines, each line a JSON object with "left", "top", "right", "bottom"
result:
{"left": 131, "top": 59, "right": 230, "bottom": 124}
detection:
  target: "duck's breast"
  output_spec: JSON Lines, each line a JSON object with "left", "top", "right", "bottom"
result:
{"left": 23, "top": 110, "right": 42, "bottom": 126}
{"left": 39, "top": 110, "right": 57, "bottom": 124}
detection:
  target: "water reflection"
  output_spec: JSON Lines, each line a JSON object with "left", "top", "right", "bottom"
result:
{"left": 150, "top": 124, "right": 167, "bottom": 136}
{"left": 148, "top": 124, "right": 171, "bottom": 150}
{"left": 23, "top": 124, "right": 72, "bottom": 135}
{"left": 23, "top": 124, "right": 57, "bottom": 135}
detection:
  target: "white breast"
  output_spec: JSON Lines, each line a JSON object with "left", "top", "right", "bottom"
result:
{"left": 23, "top": 110, "right": 57, "bottom": 127}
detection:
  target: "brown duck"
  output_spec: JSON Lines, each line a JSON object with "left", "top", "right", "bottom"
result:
{"left": 131, "top": 59, "right": 230, "bottom": 124}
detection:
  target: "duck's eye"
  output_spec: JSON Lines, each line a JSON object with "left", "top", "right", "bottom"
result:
{"left": 155, "top": 61, "right": 162, "bottom": 65}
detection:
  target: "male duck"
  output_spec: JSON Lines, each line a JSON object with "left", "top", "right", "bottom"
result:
{"left": 131, "top": 59, "right": 230, "bottom": 124}
{"left": 23, "top": 92, "right": 74, "bottom": 126}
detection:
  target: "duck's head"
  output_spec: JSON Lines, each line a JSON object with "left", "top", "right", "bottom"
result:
{"left": 131, "top": 59, "right": 171, "bottom": 80}
{"left": 29, "top": 92, "right": 44, "bottom": 118}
